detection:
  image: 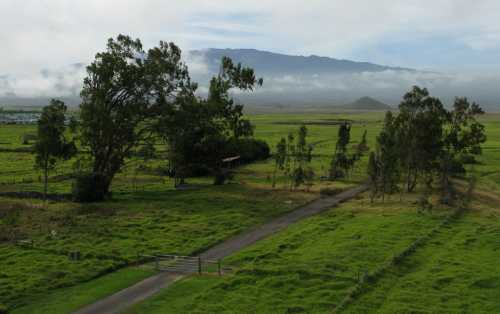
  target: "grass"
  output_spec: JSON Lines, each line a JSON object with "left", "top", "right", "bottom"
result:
{"left": 127, "top": 193, "right": 457, "bottom": 313}
{"left": 0, "top": 184, "right": 315, "bottom": 310}
{"left": 1, "top": 111, "right": 500, "bottom": 313}
{"left": 126, "top": 195, "right": 500, "bottom": 314}
{"left": 11, "top": 267, "right": 155, "bottom": 314}
{"left": 345, "top": 201, "right": 500, "bottom": 313}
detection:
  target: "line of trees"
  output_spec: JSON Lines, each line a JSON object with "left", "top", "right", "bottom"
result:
{"left": 368, "top": 86, "right": 486, "bottom": 203}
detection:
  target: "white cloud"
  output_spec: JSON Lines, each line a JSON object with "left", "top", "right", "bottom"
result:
{"left": 0, "top": 64, "right": 86, "bottom": 98}
{"left": 1, "top": 0, "right": 500, "bottom": 98}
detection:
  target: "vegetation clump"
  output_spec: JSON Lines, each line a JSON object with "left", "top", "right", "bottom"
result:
{"left": 368, "top": 86, "right": 486, "bottom": 203}
{"left": 330, "top": 123, "right": 368, "bottom": 180}
{"left": 34, "top": 99, "right": 76, "bottom": 199}
{"left": 273, "top": 125, "right": 314, "bottom": 190}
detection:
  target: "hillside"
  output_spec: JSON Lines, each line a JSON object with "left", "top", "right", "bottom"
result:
{"left": 337, "top": 96, "right": 393, "bottom": 111}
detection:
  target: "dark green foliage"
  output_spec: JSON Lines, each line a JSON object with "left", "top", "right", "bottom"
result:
{"left": 395, "top": 86, "right": 448, "bottom": 192}
{"left": 79, "top": 35, "right": 192, "bottom": 199}
{"left": 292, "top": 125, "right": 314, "bottom": 190}
{"left": 172, "top": 138, "right": 270, "bottom": 180}
{"left": 273, "top": 138, "right": 287, "bottom": 188}
{"left": 0, "top": 303, "right": 7, "bottom": 314}
{"left": 369, "top": 86, "right": 486, "bottom": 202}
{"left": 72, "top": 172, "right": 110, "bottom": 203}
{"left": 375, "top": 111, "right": 400, "bottom": 199}
{"left": 367, "top": 152, "right": 380, "bottom": 202}
{"left": 330, "top": 122, "right": 353, "bottom": 179}
{"left": 440, "top": 97, "right": 486, "bottom": 201}
{"left": 356, "top": 130, "right": 369, "bottom": 157}
{"left": 34, "top": 99, "right": 76, "bottom": 199}
{"left": 225, "top": 138, "right": 270, "bottom": 163}
{"left": 158, "top": 56, "right": 263, "bottom": 186}
{"left": 273, "top": 125, "right": 314, "bottom": 190}
{"left": 319, "top": 187, "right": 344, "bottom": 197}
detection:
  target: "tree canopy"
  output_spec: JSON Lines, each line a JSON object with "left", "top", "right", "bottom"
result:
{"left": 34, "top": 99, "right": 76, "bottom": 199}
{"left": 368, "top": 86, "right": 486, "bottom": 203}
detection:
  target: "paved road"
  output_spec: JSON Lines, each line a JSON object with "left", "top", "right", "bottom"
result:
{"left": 73, "top": 184, "right": 368, "bottom": 314}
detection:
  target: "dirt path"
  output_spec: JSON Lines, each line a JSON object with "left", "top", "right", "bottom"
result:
{"left": 73, "top": 184, "right": 368, "bottom": 314}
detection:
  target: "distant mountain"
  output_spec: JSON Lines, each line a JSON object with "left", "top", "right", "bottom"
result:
{"left": 337, "top": 97, "right": 392, "bottom": 111}
{"left": 189, "top": 48, "right": 414, "bottom": 77}
{"left": 2, "top": 48, "right": 499, "bottom": 111}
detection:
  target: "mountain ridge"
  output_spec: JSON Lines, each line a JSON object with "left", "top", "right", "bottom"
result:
{"left": 189, "top": 48, "right": 415, "bottom": 75}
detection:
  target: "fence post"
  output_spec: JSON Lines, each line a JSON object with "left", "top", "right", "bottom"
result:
{"left": 218, "top": 260, "right": 221, "bottom": 276}
{"left": 155, "top": 256, "right": 159, "bottom": 271}
{"left": 198, "top": 256, "right": 202, "bottom": 275}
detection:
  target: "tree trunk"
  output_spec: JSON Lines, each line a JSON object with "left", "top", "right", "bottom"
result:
{"left": 43, "top": 167, "right": 48, "bottom": 201}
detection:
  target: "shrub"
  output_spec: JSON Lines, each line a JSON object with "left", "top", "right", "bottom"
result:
{"left": 459, "top": 154, "right": 477, "bottom": 165}
{"left": 176, "top": 138, "right": 271, "bottom": 179}
{"left": 320, "top": 187, "right": 344, "bottom": 197}
{"left": 224, "top": 138, "right": 270, "bottom": 163}
{"left": 72, "top": 173, "right": 109, "bottom": 202}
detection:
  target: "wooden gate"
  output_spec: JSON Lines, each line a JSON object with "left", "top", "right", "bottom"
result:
{"left": 142, "top": 254, "right": 226, "bottom": 275}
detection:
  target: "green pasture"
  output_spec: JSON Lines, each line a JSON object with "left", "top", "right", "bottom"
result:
{"left": 1, "top": 111, "right": 500, "bottom": 313}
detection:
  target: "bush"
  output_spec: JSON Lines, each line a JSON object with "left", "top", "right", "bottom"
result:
{"left": 72, "top": 173, "right": 109, "bottom": 202}
{"left": 175, "top": 138, "right": 270, "bottom": 179}
{"left": 225, "top": 138, "right": 270, "bottom": 163}
{"left": 459, "top": 154, "right": 477, "bottom": 165}
{"left": 320, "top": 187, "right": 344, "bottom": 197}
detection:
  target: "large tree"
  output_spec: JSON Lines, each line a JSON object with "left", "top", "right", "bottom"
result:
{"left": 78, "top": 35, "right": 192, "bottom": 199}
{"left": 395, "top": 86, "right": 447, "bottom": 192}
{"left": 158, "top": 56, "right": 263, "bottom": 185}
{"left": 440, "top": 97, "right": 486, "bottom": 200}
{"left": 34, "top": 99, "right": 76, "bottom": 199}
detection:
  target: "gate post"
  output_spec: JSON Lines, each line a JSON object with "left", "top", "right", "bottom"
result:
{"left": 198, "top": 256, "right": 202, "bottom": 275}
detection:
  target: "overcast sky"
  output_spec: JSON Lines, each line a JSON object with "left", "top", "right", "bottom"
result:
{"left": 1, "top": 0, "right": 500, "bottom": 98}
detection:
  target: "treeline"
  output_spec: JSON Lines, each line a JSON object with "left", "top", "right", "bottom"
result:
{"left": 272, "top": 123, "right": 369, "bottom": 191}
{"left": 33, "top": 35, "right": 268, "bottom": 202}
{"left": 368, "top": 86, "right": 486, "bottom": 204}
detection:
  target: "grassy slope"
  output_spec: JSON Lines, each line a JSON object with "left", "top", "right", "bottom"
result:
{"left": 346, "top": 201, "right": 500, "bottom": 313}
{"left": 128, "top": 196, "right": 500, "bottom": 314}
{"left": 127, "top": 194, "right": 455, "bottom": 314}
{"left": 11, "top": 267, "right": 155, "bottom": 314}
{"left": 0, "top": 185, "right": 314, "bottom": 310}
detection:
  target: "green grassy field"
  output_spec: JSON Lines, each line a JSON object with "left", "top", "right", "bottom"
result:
{"left": 1, "top": 111, "right": 500, "bottom": 313}
{"left": 125, "top": 194, "right": 500, "bottom": 314}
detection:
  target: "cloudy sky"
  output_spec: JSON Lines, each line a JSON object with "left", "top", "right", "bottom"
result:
{"left": 1, "top": 0, "right": 500, "bottom": 101}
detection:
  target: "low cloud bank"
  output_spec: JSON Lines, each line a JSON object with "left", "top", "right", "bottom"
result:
{"left": 0, "top": 64, "right": 86, "bottom": 99}
{"left": 1, "top": 58, "right": 499, "bottom": 110}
